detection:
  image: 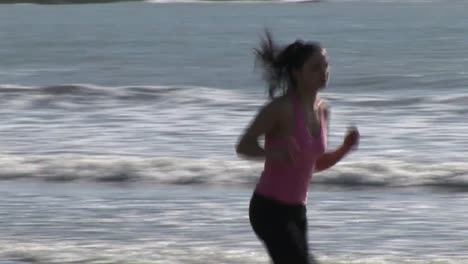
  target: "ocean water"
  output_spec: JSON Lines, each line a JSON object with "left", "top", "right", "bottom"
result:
{"left": 1, "top": 0, "right": 468, "bottom": 263}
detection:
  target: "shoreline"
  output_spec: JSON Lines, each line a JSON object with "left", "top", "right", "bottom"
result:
{"left": 0, "top": 0, "right": 141, "bottom": 4}
{"left": 0, "top": 0, "right": 319, "bottom": 4}
{"left": 0, "top": 0, "right": 141, "bottom": 3}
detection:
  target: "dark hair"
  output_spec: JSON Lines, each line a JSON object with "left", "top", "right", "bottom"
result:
{"left": 254, "top": 30, "right": 323, "bottom": 99}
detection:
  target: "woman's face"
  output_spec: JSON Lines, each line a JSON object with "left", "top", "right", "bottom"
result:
{"left": 295, "top": 48, "right": 329, "bottom": 92}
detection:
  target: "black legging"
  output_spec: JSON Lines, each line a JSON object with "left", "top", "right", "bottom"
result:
{"left": 249, "top": 192, "right": 319, "bottom": 264}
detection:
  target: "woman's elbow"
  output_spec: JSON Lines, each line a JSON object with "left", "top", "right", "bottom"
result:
{"left": 235, "top": 142, "right": 242, "bottom": 156}
{"left": 314, "top": 155, "right": 331, "bottom": 173}
{"left": 236, "top": 137, "right": 257, "bottom": 158}
{"left": 235, "top": 138, "right": 246, "bottom": 156}
{"left": 314, "top": 163, "right": 325, "bottom": 173}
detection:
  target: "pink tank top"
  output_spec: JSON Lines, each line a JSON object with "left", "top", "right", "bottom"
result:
{"left": 255, "top": 93, "right": 327, "bottom": 205}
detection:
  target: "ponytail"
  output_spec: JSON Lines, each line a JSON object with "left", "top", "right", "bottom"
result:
{"left": 254, "top": 30, "right": 322, "bottom": 99}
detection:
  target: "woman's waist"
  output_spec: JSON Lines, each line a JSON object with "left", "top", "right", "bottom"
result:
{"left": 251, "top": 191, "right": 306, "bottom": 211}
{"left": 263, "top": 158, "right": 316, "bottom": 173}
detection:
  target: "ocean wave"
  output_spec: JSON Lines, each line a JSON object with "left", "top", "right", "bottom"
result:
{"left": 3, "top": 241, "right": 464, "bottom": 264}
{"left": 0, "top": 84, "right": 258, "bottom": 107}
{"left": 2, "top": 83, "right": 468, "bottom": 108}
{"left": 0, "top": 0, "right": 142, "bottom": 4}
{"left": 144, "top": 0, "right": 320, "bottom": 3}
{"left": 1, "top": 154, "right": 467, "bottom": 190}
{"left": 143, "top": 0, "right": 443, "bottom": 3}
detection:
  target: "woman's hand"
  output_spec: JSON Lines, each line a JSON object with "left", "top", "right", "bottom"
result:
{"left": 343, "top": 126, "right": 360, "bottom": 151}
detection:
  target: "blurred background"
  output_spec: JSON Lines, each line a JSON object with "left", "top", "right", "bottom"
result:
{"left": 1, "top": 0, "right": 468, "bottom": 263}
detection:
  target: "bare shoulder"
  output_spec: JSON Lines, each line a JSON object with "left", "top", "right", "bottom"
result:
{"left": 242, "top": 95, "right": 291, "bottom": 138}
{"left": 271, "top": 95, "right": 294, "bottom": 120}
{"left": 256, "top": 96, "right": 286, "bottom": 120}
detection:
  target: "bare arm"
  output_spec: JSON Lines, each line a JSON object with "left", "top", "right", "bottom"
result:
{"left": 314, "top": 144, "right": 353, "bottom": 172}
{"left": 235, "top": 100, "right": 280, "bottom": 161}
{"left": 315, "top": 105, "right": 359, "bottom": 172}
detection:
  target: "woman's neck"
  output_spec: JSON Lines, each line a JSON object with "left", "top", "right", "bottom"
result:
{"left": 292, "top": 87, "right": 318, "bottom": 108}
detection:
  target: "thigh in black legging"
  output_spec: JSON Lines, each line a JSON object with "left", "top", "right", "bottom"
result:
{"left": 263, "top": 219, "right": 310, "bottom": 264}
{"left": 249, "top": 194, "right": 311, "bottom": 264}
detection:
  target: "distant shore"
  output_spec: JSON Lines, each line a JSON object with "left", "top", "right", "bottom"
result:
{"left": 0, "top": 0, "right": 321, "bottom": 4}
{"left": 0, "top": 0, "right": 141, "bottom": 4}
{"left": 0, "top": 0, "right": 283, "bottom": 4}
